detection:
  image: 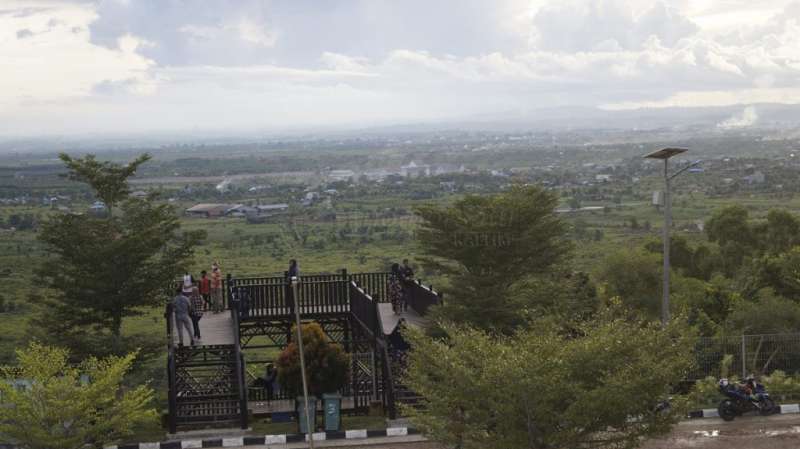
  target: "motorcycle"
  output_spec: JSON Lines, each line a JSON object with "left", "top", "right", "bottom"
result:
{"left": 717, "top": 377, "right": 776, "bottom": 421}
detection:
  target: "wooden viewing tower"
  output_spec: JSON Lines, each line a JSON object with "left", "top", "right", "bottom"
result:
{"left": 164, "top": 270, "right": 441, "bottom": 433}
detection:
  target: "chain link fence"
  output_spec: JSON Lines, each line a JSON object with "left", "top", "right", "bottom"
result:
{"left": 693, "top": 333, "right": 800, "bottom": 380}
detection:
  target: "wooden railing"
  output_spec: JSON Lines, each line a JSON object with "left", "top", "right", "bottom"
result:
{"left": 403, "top": 279, "right": 442, "bottom": 316}
{"left": 349, "top": 282, "right": 379, "bottom": 338}
{"left": 350, "top": 272, "right": 390, "bottom": 303}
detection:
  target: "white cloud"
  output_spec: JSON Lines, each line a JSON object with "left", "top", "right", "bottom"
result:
{"left": 181, "top": 19, "right": 277, "bottom": 47}
{"left": 0, "top": 2, "right": 155, "bottom": 107}
{"left": 2, "top": 0, "right": 800, "bottom": 135}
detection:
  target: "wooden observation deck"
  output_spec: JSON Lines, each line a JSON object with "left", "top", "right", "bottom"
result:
{"left": 165, "top": 270, "right": 441, "bottom": 433}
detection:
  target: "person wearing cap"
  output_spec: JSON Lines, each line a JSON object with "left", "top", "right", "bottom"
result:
{"left": 173, "top": 285, "right": 195, "bottom": 347}
{"left": 210, "top": 262, "right": 223, "bottom": 313}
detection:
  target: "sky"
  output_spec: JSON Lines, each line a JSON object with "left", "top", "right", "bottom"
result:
{"left": 1, "top": 0, "right": 800, "bottom": 136}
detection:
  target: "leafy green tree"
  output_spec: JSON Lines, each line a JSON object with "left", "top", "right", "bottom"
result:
{"left": 0, "top": 342, "right": 156, "bottom": 449}
{"left": 34, "top": 154, "right": 205, "bottom": 358}
{"left": 706, "top": 205, "right": 756, "bottom": 275}
{"left": 740, "top": 247, "right": 800, "bottom": 301}
{"left": 757, "top": 209, "right": 800, "bottom": 254}
{"left": 415, "top": 185, "right": 571, "bottom": 334}
{"left": 59, "top": 153, "right": 151, "bottom": 216}
{"left": 672, "top": 275, "right": 741, "bottom": 337}
{"left": 403, "top": 306, "right": 695, "bottom": 449}
{"left": 725, "top": 289, "right": 800, "bottom": 335}
{"left": 599, "top": 248, "right": 662, "bottom": 317}
{"left": 276, "top": 322, "right": 350, "bottom": 397}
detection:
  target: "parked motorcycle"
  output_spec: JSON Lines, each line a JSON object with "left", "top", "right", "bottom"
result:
{"left": 717, "top": 377, "right": 776, "bottom": 421}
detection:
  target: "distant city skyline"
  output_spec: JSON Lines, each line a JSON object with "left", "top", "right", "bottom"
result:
{"left": 2, "top": 0, "right": 800, "bottom": 136}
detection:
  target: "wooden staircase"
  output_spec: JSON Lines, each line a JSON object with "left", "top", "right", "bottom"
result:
{"left": 168, "top": 344, "right": 246, "bottom": 431}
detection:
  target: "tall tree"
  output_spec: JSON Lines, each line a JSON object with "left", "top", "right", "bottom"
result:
{"left": 59, "top": 153, "right": 151, "bottom": 216}
{"left": 34, "top": 153, "right": 205, "bottom": 357}
{"left": 403, "top": 306, "right": 694, "bottom": 449}
{"left": 0, "top": 342, "right": 156, "bottom": 449}
{"left": 415, "top": 185, "right": 572, "bottom": 334}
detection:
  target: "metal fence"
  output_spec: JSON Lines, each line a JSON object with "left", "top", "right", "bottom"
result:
{"left": 693, "top": 333, "right": 800, "bottom": 380}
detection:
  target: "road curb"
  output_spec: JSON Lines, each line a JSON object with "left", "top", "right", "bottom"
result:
{"left": 106, "top": 427, "right": 420, "bottom": 449}
{"left": 687, "top": 403, "right": 799, "bottom": 419}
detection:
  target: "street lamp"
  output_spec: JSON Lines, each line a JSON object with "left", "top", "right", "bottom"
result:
{"left": 291, "top": 276, "right": 315, "bottom": 449}
{"left": 643, "top": 148, "right": 701, "bottom": 326}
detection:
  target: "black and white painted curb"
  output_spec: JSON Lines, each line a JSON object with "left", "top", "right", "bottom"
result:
{"left": 688, "top": 403, "right": 800, "bottom": 419}
{"left": 106, "top": 427, "right": 420, "bottom": 449}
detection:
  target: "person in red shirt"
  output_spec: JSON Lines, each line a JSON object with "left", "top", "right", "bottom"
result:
{"left": 199, "top": 270, "right": 211, "bottom": 310}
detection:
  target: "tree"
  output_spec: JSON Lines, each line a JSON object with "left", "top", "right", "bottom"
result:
{"left": 34, "top": 154, "right": 205, "bottom": 358}
{"left": 0, "top": 342, "right": 156, "bottom": 449}
{"left": 59, "top": 153, "right": 151, "bottom": 216}
{"left": 725, "top": 289, "right": 800, "bottom": 336}
{"left": 415, "top": 185, "right": 571, "bottom": 334}
{"left": 758, "top": 209, "right": 800, "bottom": 254}
{"left": 276, "top": 322, "right": 350, "bottom": 397}
{"left": 705, "top": 205, "right": 755, "bottom": 275}
{"left": 403, "top": 306, "right": 694, "bottom": 449}
{"left": 599, "top": 248, "right": 662, "bottom": 318}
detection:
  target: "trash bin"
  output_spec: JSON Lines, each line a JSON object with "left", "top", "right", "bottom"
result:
{"left": 296, "top": 396, "right": 317, "bottom": 434}
{"left": 323, "top": 393, "right": 342, "bottom": 431}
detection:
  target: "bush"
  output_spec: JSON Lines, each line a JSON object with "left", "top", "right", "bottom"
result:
{"left": 276, "top": 322, "right": 350, "bottom": 397}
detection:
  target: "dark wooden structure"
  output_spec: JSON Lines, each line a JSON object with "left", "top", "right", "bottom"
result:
{"left": 165, "top": 270, "right": 441, "bottom": 433}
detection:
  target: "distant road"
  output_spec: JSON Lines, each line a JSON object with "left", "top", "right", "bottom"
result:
{"left": 130, "top": 171, "right": 316, "bottom": 184}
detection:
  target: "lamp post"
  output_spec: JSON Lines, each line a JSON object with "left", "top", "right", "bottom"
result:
{"left": 291, "top": 276, "right": 315, "bottom": 449}
{"left": 643, "top": 148, "right": 700, "bottom": 326}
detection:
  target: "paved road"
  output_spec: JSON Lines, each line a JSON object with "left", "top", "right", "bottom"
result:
{"left": 643, "top": 414, "right": 800, "bottom": 449}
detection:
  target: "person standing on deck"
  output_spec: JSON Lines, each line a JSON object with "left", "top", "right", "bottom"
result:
{"left": 173, "top": 286, "right": 195, "bottom": 347}
{"left": 288, "top": 259, "right": 299, "bottom": 278}
{"left": 210, "top": 262, "right": 223, "bottom": 313}
{"left": 400, "top": 259, "right": 414, "bottom": 312}
{"left": 388, "top": 263, "right": 403, "bottom": 314}
{"left": 199, "top": 270, "right": 211, "bottom": 309}
{"left": 190, "top": 285, "right": 204, "bottom": 341}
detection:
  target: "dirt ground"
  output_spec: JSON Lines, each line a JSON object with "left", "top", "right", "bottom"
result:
{"left": 641, "top": 413, "right": 800, "bottom": 449}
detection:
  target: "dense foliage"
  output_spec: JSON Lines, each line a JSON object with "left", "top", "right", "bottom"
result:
{"left": 0, "top": 342, "right": 156, "bottom": 449}
{"left": 415, "top": 185, "right": 579, "bottom": 334}
{"left": 33, "top": 153, "right": 205, "bottom": 358}
{"left": 276, "top": 322, "right": 350, "bottom": 397}
{"left": 600, "top": 205, "right": 800, "bottom": 338}
{"left": 403, "top": 305, "right": 695, "bottom": 449}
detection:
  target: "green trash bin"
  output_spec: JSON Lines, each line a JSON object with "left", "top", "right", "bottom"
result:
{"left": 323, "top": 393, "right": 342, "bottom": 431}
{"left": 296, "top": 396, "right": 317, "bottom": 434}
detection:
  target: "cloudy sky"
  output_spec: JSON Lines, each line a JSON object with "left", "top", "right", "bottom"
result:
{"left": 1, "top": 0, "right": 800, "bottom": 136}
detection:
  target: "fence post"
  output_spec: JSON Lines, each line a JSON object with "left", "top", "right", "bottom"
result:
{"left": 741, "top": 334, "right": 747, "bottom": 379}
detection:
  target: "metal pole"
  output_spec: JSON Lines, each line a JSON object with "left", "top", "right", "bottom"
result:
{"left": 662, "top": 159, "right": 671, "bottom": 326}
{"left": 741, "top": 335, "right": 747, "bottom": 379}
{"left": 292, "top": 277, "right": 315, "bottom": 449}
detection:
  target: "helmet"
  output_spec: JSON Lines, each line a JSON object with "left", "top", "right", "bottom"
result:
{"left": 719, "top": 378, "right": 729, "bottom": 388}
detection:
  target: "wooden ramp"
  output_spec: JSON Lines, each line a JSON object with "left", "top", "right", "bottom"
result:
{"left": 378, "top": 303, "right": 428, "bottom": 335}
{"left": 172, "top": 312, "right": 235, "bottom": 347}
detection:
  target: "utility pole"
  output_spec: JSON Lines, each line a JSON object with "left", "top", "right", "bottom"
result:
{"left": 644, "top": 148, "right": 700, "bottom": 326}
{"left": 292, "top": 276, "right": 315, "bottom": 449}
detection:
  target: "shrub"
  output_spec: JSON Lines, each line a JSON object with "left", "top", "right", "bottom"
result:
{"left": 276, "top": 322, "right": 350, "bottom": 397}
